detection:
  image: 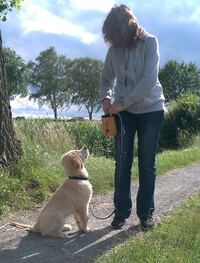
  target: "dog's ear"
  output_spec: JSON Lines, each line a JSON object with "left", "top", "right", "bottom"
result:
{"left": 70, "top": 156, "right": 83, "bottom": 170}
{"left": 60, "top": 154, "right": 67, "bottom": 166}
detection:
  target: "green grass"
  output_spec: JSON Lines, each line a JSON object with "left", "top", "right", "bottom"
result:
{"left": 96, "top": 192, "right": 200, "bottom": 263}
{"left": 88, "top": 145, "right": 200, "bottom": 194}
{"left": 87, "top": 156, "right": 114, "bottom": 194}
{"left": 0, "top": 119, "right": 200, "bottom": 217}
{"left": 157, "top": 146, "right": 200, "bottom": 175}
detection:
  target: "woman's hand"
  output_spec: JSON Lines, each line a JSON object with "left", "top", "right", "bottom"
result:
{"left": 102, "top": 99, "right": 111, "bottom": 115}
{"left": 108, "top": 103, "right": 124, "bottom": 114}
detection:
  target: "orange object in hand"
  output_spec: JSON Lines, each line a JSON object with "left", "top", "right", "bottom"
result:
{"left": 101, "top": 115, "right": 117, "bottom": 137}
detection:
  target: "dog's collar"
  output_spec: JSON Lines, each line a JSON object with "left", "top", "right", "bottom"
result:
{"left": 68, "top": 175, "right": 88, "bottom": 180}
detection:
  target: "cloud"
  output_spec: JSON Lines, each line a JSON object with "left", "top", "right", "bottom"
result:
{"left": 126, "top": 0, "right": 200, "bottom": 66}
{"left": 10, "top": 95, "right": 48, "bottom": 111}
{"left": 68, "top": 0, "right": 115, "bottom": 12}
{"left": 10, "top": 95, "right": 51, "bottom": 118}
{"left": 19, "top": 0, "right": 99, "bottom": 44}
{"left": 130, "top": 0, "right": 200, "bottom": 24}
{"left": 2, "top": 0, "right": 199, "bottom": 119}
{"left": 2, "top": 0, "right": 199, "bottom": 67}
{"left": 10, "top": 95, "right": 102, "bottom": 119}
{"left": 187, "top": 7, "right": 200, "bottom": 23}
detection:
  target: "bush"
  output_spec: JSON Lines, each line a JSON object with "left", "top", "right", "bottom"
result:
{"left": 160, "top": 93, "right": 200, "bottom": 149}
{"left": 64, "top": 120, "right": 115, "bottom": 157}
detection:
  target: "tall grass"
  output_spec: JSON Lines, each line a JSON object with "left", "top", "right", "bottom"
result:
{"left": 15, "top": 118, "right": 114, "bottom": 157}
{"left": 0, "top": 119, "right": 200, "bottom": 217}
{"left": 0, "top": 119, "right": 76, "bottom": 215}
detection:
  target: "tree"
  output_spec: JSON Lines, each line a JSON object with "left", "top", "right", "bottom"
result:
{"left": 159, "top": 60, "right": 200, "bottom": 102}
{"left": 70, "top": 58, "right": 103, "bottom": 120}
{"left": 0, "top": 0, "right": 24, "bottom": 167}
{"left": 3, "top": 47, "right": 29, "bottom": 99}
{"left": 0, "top": 0, "right": 23, "bottom": 21}
{"left": 29, "top": 47, "right": 72, "bottom": 119}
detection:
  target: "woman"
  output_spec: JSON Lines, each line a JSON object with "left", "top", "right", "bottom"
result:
{"left": 99, "top": 4, "right": 165, "bottom": 230}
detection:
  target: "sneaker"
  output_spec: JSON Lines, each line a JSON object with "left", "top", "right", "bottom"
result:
{"left": 111, "top": 216, "right": 126, "bottom": 229}
{"left": 140, "top": 217, "right": 155, "bottom": 231}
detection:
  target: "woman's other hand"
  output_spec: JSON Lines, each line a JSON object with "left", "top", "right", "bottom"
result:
{"left": 102, "top": 99, "right": 111, "bottom": 115}
{"left": 108, "top": 103, "right": 124, "bottom": 114}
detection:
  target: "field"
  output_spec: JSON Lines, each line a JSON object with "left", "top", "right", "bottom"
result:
{"left": 0, "top": 119, "right": 200, "bottom": 216}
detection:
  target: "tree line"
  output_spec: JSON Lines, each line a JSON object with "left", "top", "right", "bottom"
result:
{"left": 3, "top": 46, "right": 200, "bottom": 120}
{"left": 4, "top": 46, "right": 103, "bottom": 120}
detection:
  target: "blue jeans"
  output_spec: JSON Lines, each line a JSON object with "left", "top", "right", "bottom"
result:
{"left": 114, "top": 110, "right": 164, "bottom": 220}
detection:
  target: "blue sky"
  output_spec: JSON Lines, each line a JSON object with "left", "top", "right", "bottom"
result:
{"left": 1, "top": 0, "right": 200, "bottom": 118}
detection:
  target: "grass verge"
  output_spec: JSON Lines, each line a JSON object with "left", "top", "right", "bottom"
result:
{"left": 95, "top": 192, "right": 200, "bottom": 263}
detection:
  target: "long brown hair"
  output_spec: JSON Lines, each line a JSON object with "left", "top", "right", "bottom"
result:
{"left": 102, "top": 4, "right": 143, "bottom": 47}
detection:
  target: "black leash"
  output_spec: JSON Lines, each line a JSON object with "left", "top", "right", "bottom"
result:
{"left": 89, "top": 113, "right": 125, "bottom": 220}
{"left": 68, "top": 175, "right": 114, "bottom": 219}
{"left": 68, "top": 175, "right": 88, "bottom": 180}
{"left": 89, "top": 203, "right": 114, "bottom": 220}
{"left": 69, "top": 176, "right": 114, "bottom": 219}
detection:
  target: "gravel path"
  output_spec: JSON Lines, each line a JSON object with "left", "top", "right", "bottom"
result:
{"left": 0, "top": 162, "right": 200, "bottom": 263}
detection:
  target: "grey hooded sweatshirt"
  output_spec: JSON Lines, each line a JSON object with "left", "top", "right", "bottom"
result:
{"left": 99, "top": 32, "right": 165, "bottom": 114}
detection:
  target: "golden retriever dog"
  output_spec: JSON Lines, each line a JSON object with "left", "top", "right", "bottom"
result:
{"left": 11, "top": 147, "right": 92, "bottom": 238}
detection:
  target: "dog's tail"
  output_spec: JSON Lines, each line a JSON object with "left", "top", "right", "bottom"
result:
{"left": 11, "top": 222, "right": 39, "bottom": 232}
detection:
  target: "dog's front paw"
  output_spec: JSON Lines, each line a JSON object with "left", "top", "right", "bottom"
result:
{"left": 62, "top": 224, "right": 72, "bottom": 232}
{"left": 82, "top": 227, "right": 90, "bottom": 233}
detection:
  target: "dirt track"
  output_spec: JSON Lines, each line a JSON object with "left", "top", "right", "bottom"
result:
{"left": 0, "top": 162, "right": 200, "bottom": 263}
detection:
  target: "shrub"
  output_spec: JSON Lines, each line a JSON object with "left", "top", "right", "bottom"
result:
{"left": 63, "top": 120, "right": 115, "bottom": 157}
{"left": 160, "top": 93, "right": 200, "bottom": 149}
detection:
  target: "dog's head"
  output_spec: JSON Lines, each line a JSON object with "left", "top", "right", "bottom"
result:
{"left": 60, "top": 147, "right": 89, "bottom": 175}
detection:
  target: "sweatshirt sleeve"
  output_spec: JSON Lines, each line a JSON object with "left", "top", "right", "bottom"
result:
{"left": 123, "top": 36, "right": 160, "bottom": 107}
{"left": 99, "top": 47, "right": 115, "bottom": 101}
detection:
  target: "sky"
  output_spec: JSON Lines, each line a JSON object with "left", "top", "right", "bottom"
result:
{"left": 1, "top": 0, "right": 200, "bottom": 118}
